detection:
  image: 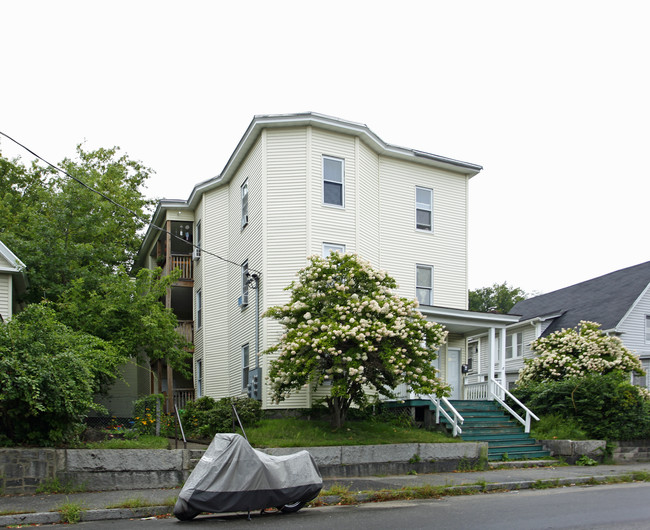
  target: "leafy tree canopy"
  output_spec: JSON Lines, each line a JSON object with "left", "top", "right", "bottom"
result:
{"left": 468, "top": 282, "right": 527, "bottom": 313}
{"left": 55, "top": 267, "right": 192, "bottom": 374}
{"left": 0, "top": 304, "right": 121, "bottom": 445}
{"left": 517, "top": 321, "right": 645, "bottom": 386}
{"left": 263, "top": 252, "right": 449, "bottom": 429}
{"left": 0, "top": 146, "right": 154, "bottom": 303}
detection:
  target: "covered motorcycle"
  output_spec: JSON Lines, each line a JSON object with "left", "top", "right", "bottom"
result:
{"left": 174, "top": 433, "right": 322, "bottom": 520}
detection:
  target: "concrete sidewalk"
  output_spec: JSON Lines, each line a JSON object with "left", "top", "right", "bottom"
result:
{"left": 2, "top": 462, "right": 650, "bottom": 527}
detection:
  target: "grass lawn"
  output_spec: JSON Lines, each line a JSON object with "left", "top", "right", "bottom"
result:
{"left": 244, "top": 418, "right": 457, "bottom": 448}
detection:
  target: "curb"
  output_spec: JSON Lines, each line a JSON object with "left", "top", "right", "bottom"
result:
{"left": 0, "top": 505, "right": 172, "bottom": 527}
{"left": 0, "top": 474, "right": 642, "bottom": 527}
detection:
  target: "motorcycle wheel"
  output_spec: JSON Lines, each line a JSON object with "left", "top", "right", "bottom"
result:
{"left": 278, "top": 501, "right": 306, "bottom": 513}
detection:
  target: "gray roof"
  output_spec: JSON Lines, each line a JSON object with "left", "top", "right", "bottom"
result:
{"left": 509, "top": 261, "right": 650, "bottom": 335}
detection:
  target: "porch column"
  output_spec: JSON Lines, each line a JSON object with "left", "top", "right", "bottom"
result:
{"left": 488, "top": 327, "right": 496, "bottom": 400}
{"left": 499, "top": 327, "right": 506, "bottom": 399}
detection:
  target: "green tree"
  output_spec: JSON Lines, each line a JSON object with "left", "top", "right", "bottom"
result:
{"left": 263, "top": 252, "right": 449, "bottom": 429}
{"left": 0, "top": 304, "right": 121, "bottom": 445}
{"left": 55, "top": 267, "right": 191, "bottom": 374}
{"left": 468, "top": 282, "right": 527, "bottom": 313}
{"left": 0, "top": 146, "right": 154, "bottom": 303}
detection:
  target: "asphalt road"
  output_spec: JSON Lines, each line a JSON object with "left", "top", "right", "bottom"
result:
{"left": 49, "top": 482, "right": 650, "bottom": 529}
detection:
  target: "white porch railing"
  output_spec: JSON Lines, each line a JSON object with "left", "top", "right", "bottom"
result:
{"left": 489, "top": 378, "right": 539, "bottom": 433}
{"left": 427, "top": 395, "right": 464, "bottom": 437}
{"left": 464, "top": 381, "right": 488, "bottom": 400}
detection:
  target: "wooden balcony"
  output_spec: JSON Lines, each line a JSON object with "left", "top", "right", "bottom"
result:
{"left": 170, "top": 254, "right": 193, "bottom": 280}
{"left": 176, "top": 320, "right": 194, "bottom": 345}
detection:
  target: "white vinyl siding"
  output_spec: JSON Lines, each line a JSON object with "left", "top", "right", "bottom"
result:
{"left": 0, "top": 275, "right": 10, "bottom": 321}
{"left": 378, "top": 156, "right": 468, "bottom": 309}
{"left": 323, "top": 155, "right": 344, "bottom": 207}
{"left": 415, "top": 186, "right": 433, "bottom": 231}
{"left": 416, "top": 264, "right": 433, "bottom": 306}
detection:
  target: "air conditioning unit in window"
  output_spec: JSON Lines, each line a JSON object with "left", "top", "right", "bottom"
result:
{"left": 192, "top": 248, "right": 201, "bottom": 261}
{"left": 238, "top": 293, "right": 249, "bottom": 307}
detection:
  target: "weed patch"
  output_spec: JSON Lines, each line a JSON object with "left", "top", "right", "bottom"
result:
{"left": 58, "top": 501, "right": 84, "bottom": 524}
{"left": 36, "top": 478, "right": 86, "bottom": 494}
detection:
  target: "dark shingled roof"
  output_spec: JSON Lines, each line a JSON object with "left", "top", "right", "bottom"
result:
{"left": 509, "top": 261, "right": 650, "bottom": 336}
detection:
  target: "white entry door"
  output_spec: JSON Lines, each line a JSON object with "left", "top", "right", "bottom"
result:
{"left": 447, "top": 348, "right": 461, "bottom": 400}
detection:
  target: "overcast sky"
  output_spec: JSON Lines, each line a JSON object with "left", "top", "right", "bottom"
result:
{"left": 3, "top": 1, "right": 649, "bottom": 296}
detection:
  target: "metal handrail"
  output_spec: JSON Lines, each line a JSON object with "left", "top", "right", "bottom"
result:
{"left": 489, "top": 378, "right": 539, "bottom": 433}
{"left": 174, "top": 404, "right": 187, "bottom": 449}
{"left": 428, "top": 394, "right": 464, "bottom": 437}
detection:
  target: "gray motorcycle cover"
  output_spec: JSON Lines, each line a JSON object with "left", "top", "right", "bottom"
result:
{"left": 174, "top": 433, "right": 322, "bottom": 518}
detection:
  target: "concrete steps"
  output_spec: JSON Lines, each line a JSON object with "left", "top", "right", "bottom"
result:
{"left": 442, "top": 400, "right": 551, "bottom": 461}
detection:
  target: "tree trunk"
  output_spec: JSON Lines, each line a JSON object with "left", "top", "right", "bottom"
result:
{"left": 327, "top": 396, "right": 350, "bottom": 430}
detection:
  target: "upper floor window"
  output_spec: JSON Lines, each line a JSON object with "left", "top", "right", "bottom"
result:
{"left": 416, "top": 186, "right": 433, "bottom": 231}
{"left": 194, "top": 220, "right": 202, "bottom": 259}
{"left": 323, "top": 156, "right": 344, "bottom": 207}
{"left": 196, "top": 289, "right": 202, "bottom": 329}
{"left": 240, "top": 261, "right": 249, "bottom": 307}
{"left": 645, "top": 315, "right": 650, "bottom": 343}
{"left": 323, "top": 242, "right": 346, "bottom": 257}
{"left": 416, "top": 264, "right": 433, "bottom": 306}
{"left": 506, "top": 332, "right": 523, "bottom": 359}
{"left": 241, "top": 180, "right": 249, "bottom": 229}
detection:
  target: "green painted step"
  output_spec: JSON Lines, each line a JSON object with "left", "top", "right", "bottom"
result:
{"left": 441, "top": 400, "right": 551, "bottom": 461}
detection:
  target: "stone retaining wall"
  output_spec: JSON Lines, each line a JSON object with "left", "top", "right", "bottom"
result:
{"left": 0, "top": 442, "right": 486, "bottom": 494}
{"left": 540, "top": 439, "right": 606, "bottom": 464}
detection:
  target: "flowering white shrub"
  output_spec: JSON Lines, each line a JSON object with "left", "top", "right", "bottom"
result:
{"left": 517, "top": 321, "right": 644, "bottom": 385}
{"left": 263, "top": 252, "right": 449, "bottom": 428}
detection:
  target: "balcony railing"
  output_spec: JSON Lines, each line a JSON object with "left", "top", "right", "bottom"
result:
{"left": 173, "top": 388, "right": 195, "bottom": 410}
{"left": 170, "top": 254, "right": 193, "bottom": 280}
{"left": 176, "top": 320, "right": 194, "bottom": 344}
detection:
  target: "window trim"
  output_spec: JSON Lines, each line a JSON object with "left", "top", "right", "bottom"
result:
{"left": 323, "top": 242, "right": 346, "bottom": 257}
{"left": 415, "top": 186, "right": 433, "bottom": 232}
{"left": 416, "top": 264, "right": 433, "bottom": 306}
{"left": 242, "top": 344, "right": 250, "bottom": 389}
{"left": 322, "top": 155, "right": 345, "bottom": 208}
{"left": 196, "top": 289, "right": 202, "bottom": 329}
{"left": 241, "top": 179, "right": 249, "bottom": 229}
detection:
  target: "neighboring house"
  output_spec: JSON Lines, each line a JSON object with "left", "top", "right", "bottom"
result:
{"left": 0, "top": 240, "right": 27, "bottom": 322}
{"left": 134, "top": 112, "right": 519, "bottom": 411}
{"left": 499, "top": 261, "right": 650, "bottom": 390}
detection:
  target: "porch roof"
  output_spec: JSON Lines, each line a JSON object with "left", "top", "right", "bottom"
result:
{"left": 419, "top": 305, "right": 520, "bottom": 335}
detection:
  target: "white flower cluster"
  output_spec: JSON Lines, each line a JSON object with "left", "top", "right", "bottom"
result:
{"left": 517, "top": 321, "right": 644, "bottom": 385}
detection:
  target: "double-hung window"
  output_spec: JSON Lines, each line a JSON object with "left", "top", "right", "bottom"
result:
{"left": 242, "top": 344, "right": 250, "bottom": 389}
{"left": 240, "top": 261, "right": 249, "bottom": 307}
{"left": 196, "top": 289, "right": 202, "bottom": 329}
{"left": 194, "top": 220, "right": 202, "bottom": 259}
{"left": 416, "top": 186, "right": 433, "bottom": 231}
{"left": 416, "top": 265, "right": 433, "bottom": 306}
{"left": 195, "top": 359, "right": 203, "bottom": 398}
{"left": 645, "top": 315, "right": 650, "bottom": 343}
{"left": 506, "top": 332, "right": 523, "bottom": 359}
{"left": 241, "top": 180, "right": 249, "bottom": 228}
{"left": 323, "top": 156, "right": 344, "bottom": 207}
{"left": 323, "top": 242, "right": 346, "bottom": 257}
